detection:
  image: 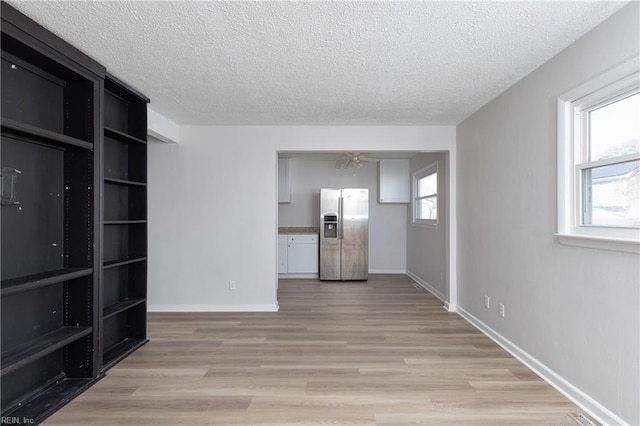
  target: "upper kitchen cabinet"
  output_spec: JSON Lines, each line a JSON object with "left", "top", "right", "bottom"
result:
{"left": 378, "top": 159, "right": 410, "bottom": 203}
{"left": 278, "top": 158, "right": 291, "bottom": 203}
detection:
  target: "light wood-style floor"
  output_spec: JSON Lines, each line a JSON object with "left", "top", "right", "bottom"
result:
{"left": 45, "top": 275, "right": 591, "bottom": 425}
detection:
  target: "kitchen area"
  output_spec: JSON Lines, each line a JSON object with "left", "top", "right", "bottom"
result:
{"left": 277, "top": 153, "right": 418, "bottom": 280}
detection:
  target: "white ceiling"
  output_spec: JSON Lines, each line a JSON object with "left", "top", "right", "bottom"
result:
{"left": 8, "top": 1, "right": 628, "bottom": 126}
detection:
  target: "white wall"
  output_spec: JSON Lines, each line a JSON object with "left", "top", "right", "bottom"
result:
{"left": 148, "top": 126, "right": 455, "bottom": 311}
{"left": 278, "top": 157, "right": 407, "bottom": 272}
{"left": 456, "top": 3, "right": 639, "bottom": 424}
{"left": 406, "top": 152, "right": 448, "bottom": 301}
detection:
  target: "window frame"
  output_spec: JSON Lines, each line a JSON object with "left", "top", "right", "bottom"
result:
{"left": 557, "top": 56, "right": 640, "bottom": 253}
{"left": 412, "top": 162, "right": 438, "bottom": 228}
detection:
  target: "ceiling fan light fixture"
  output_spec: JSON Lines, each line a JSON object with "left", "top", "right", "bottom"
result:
{"left": 345, "top": 152, "right": 365, "bottom": 169}
{"left": 335, "top": 152, "right": 375, "bottom": 174}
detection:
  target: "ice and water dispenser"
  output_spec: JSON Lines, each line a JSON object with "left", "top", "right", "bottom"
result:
{"left": 323, "top": 214, "right": 338, "bottom": 238}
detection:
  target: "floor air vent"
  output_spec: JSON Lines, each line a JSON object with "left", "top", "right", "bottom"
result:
{"left": 568, "top": 413, "right": 597, "bottom": 426}
{"left": 412, "top": 282, "right": 425, "bottom": 291}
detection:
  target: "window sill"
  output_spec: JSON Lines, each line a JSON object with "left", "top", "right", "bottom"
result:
{"left": 554, "top": 233, "right": 639, "bottom": 254}
{"left": 413, "top": 221, "right": 438, "bottom": 230}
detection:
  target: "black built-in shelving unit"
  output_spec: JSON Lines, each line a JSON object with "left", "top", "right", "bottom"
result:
{"left": 101, "top": 74, "right": 149, "bottom": 371}
{"left": 0, "top": 2, "right": 149, "bottom": 422}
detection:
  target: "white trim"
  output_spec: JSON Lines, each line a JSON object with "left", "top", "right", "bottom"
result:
{"left": 278, "top": 270, "right": 408, "bottom": 279}
{"left": 278, "top": 273, "right": 319, "bottom": 279}
{"left": 443, "top": 301, "right": 456, "bottom": 313}
{"left": 555, "top": 233, "right": 639, "bottom": 254}
{"left": 559, "top": 57, "right": 640, "bottom": 102}
{"left": 369, "top": 269, "right": 407, "bottom": 274}
{"left": 411, "top": 222, "right": 438, "bottom": 230}
{"left": 412, "top": 162, "right": 439, "bottom": 227}
{"left": 576, "top": 152, "right": 640, "bottom": 171}
{"left": 148, "top": 304, "right": 280, "bottom": 312}
{"left": 406, "top": 271, "right": 447, "bottom": 304}
{"left": 557, "top": 56, "right": 640, "bottom": 248}
{"left": 456, "top": 306, "right": 626, "bottom": 426}
{"left": 448, "top": 149, "right": 457, "bottom": 311}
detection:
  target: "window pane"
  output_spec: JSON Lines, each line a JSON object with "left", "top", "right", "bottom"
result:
{"left": 582, "top": 160, "right": 640, "bottom": 227}
{"left": 589, "top": 92, "right": 640, "bottom": 161}
{"left": 418, "top": 173, "right": 437, "bottom": 197}
{"left": 416, "top": 196, "right": 437, "bottom": 220}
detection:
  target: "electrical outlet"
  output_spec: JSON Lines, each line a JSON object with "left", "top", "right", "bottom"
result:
{"left": 229, "top": 280, "right": 236, "bottom": 290}
{"left": 499, "top": 303, "right": 505, "bottom": 318}
{"left": 484, "top": 295, "right": 490, "bottom": 309}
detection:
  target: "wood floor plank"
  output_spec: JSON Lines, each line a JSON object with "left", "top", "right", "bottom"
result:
{"left": 44, "top": 275, "right": 595, "bottom": 425}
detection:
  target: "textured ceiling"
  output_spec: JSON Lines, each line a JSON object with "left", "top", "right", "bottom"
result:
{"left": 7, "top": 1, "right": 628, "bottom": 125}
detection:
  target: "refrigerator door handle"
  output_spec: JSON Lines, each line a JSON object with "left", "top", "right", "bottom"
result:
{"left": 338, "top": 196, "right": 343, "bottom": 240}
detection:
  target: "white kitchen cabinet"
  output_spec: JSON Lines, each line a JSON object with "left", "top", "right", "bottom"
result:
{"left": 278, "top": 234, "right": 288, "bottom": 273}
{"left": 278, "top": 234, "right": 318, "bottom": 275}
{"left": 278, "top": 158, "right": 291, "bottom": 203}
{"left": 378, "top": 159, "right": 410, "bottom": 203}
{"left": 286, "top": 235, "right": 318, "bottom": 273}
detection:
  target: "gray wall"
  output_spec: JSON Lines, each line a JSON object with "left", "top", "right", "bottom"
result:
{"left": 456, "top": 3, "right": 639, "bottom": 424}
{"left": 406, "top": 152, "right": 448, "bottom": 300}
{"left": 278, "top": 157, "right": 407, "bottom": 272}
{"left": 147, "top": 125, "right": 455, "bottom": 311}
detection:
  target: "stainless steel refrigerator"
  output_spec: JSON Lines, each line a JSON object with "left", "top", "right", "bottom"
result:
{"left": 320, "top": 188, "right": 368, "bottom": 281}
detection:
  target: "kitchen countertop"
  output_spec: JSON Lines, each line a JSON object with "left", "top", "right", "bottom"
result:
{"left": 279, "top": 227, "right": 320, "bottom": 234}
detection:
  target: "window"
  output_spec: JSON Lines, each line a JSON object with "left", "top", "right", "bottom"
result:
{"left": 557, "top": 57, "right": 640, "bottom": 252}
{"left": 413, "top": 163, "right": 438, "bottom": 226}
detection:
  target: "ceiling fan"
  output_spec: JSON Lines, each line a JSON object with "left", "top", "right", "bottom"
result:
{"left": 336, "top": 152, "right": 377, "bottom": 172}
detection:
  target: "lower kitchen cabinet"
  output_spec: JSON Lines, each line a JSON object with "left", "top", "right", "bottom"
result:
{"left": 278, "top": 234, "right": 319, "bottom": 275}
{"left": 287, "top": 235, "right": 318, "bottom": 273}
{"left": 278, "top": 235, "right": 288, "bottom": 273}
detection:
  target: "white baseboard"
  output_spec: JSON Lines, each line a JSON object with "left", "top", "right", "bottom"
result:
{"left": 148, "top": 303, "right": 280, "bottom": 313}
{"left": 279, "top": 273, "right": 319, "bottom": 279}
{"left": 443, "top": 301, "right": 457, "bottom": 313}
{"left": 456, "top": 305, "right": 626, "bottom": 426}
{"left": 278, "top": 271, "right": 407, "bottom": 278}
{"left": 406, "top": 271, "right": 447, "bottom": 302}
{"left": 369, "top": 269, "right": 407, "bottom": 274}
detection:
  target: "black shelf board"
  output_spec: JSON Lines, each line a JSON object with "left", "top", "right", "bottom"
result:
{"left": 102, "top": 338, "right": 148, "bottom": 372}
{"left": 104, "top": 177, "right": 147, "bottom": 187}
{"left": 105, "top": 126, "right": 147, "bottom": 145}
{"left": 1, "top": 268, "right": 93, "bottom": 296}
{"left": 103, "top": 257, "right": 147, "bottom": 270}
{"left": 103, "top": 298, "right": 146, "bottom": 320}
{"left": 1, "top": 327, "right": 92, "bottom": 377}
{"left": 104, "top": 220, "right": 147, "bottom": 225}
{"left": 1, "top": 118, "right": 93, "bottom": 150}
{"left": 2, "top": 372, "right": 64, "bottom": 418}
{"left": 2, "top": 376, "right": 102, "bottom": 423}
